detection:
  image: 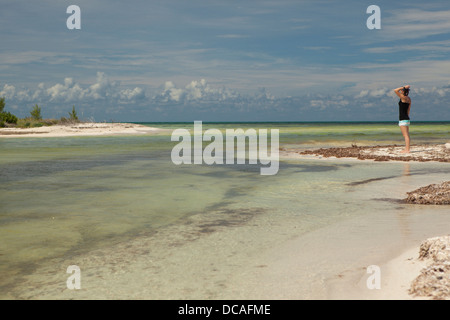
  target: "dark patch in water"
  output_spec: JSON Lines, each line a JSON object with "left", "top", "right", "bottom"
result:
{"left": 191, "top": 207, "right": 266, "bottom": 238}
{"left": 0, "top": 260, "right": 40, "bottom": 297}
{"left": 347, "top": 176, "right": 398, "bottom": 186}
{"left": 371, "top": 198, "right": 406, "bottom": 204}
{"left": 0, "top": 151, "right": 168, "bottom": 184}
{"left": 0, "top": 159, "right": 117, "bottom": 183}
{"left": 187, "top": 161, "right": 351, "bottom": 179}
{"left": 204, "top": 201, "right": 235, "bottom": 212}
{"left": 291, "top": 165, "right": 344, "bottom": 173}
{"left": 224, "top": 186, "right": 254, "bottom": 198}
{"left": 73, "top": 187, "right": 114, "bottom": 193}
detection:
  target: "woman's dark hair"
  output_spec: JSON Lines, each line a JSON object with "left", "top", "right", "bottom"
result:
{"left": 403, "top": 88, "right": 410, "bottom": 96}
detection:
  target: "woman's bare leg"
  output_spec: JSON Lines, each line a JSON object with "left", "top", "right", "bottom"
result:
{"left": 400, "top": 126, "right": 410, "bottom": 153}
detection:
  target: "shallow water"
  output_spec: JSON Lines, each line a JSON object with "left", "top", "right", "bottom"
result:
{"left": 139, "top": 121, "right": 450, "bottom": 147}
{"left": 0, "top": 122, "right": 449, "bottom": 299}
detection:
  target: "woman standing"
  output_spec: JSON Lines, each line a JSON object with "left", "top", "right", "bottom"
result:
{"left": 394, "top": 85, "right": 411, "bottom": 153}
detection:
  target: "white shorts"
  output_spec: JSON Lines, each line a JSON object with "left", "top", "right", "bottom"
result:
{"left": 399, "top": 120, "right": 410, "bottom": 127}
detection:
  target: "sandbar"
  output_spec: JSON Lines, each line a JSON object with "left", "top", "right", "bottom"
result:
{"left": 0, "top": 122, "right": 167, "bottom": 138}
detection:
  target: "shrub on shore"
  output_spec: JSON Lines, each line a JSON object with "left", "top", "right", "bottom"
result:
{"left": 30, "top": 104, "right": 42, "bottom": 120}
{"left": 0, "top": 97, "right": 19, "bottom": 126}
{"left": 0, "top": 98, "right": 83, "bottom": 128}
{"left": 68, "top": 105, "right": 79, "bottom": 121}
{"left": 1, "top": 111, "right": 18, "bottom": 124}
{"left": 17, "top": 117, "right": 59, "bottom": 128}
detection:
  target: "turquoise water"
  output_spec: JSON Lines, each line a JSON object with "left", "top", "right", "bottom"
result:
{"left": 137, "top": 121, "right": 450, "bottom": 147}
{"left": 0, "top": 122, "right": 449, "bottom": 298}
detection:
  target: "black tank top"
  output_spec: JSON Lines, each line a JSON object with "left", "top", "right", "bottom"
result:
{"left": 399, "top": 100, "right": 410, "bottom": 120}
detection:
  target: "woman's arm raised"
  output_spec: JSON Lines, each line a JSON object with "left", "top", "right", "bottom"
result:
{"left": 394, "top": 85, "right": 410, "bottom": 98}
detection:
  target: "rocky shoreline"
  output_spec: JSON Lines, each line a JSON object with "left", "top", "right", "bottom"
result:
{"left": 296, "top": 143, "right": 450, "bottom": 298}
{"left": 298, "top": 144, "right": 450, "bottom": 162}
{"left": 409, "top": 236, "right": 450, "bottom": 300}
{"left": 405, "top": 181, "right": 450, "bottom": 205}
{"left": 406, "top": 181, "right": 449, "bottom": 299}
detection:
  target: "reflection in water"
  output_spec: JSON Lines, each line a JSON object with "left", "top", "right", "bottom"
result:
{"left": 403, "top": 163, "right": 411, "bottom": 177}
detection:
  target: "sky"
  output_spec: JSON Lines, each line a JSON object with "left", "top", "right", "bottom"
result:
{"left": 1, "top": 0, "right": 450, "bottom": 122}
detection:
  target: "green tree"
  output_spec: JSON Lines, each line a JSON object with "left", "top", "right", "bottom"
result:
{"left": 0, "top": 97, "right": 4, "bottom": 126}
{"left": 0, "top": 97, "right": 18, "bottom": 125}
{"left": 30, "top": 104, "right": 42, "bottom": 120}
{"left": 68, "top": 105, "right": 78, "bottom": 121}
{"left": 2, "top": 111, "right": 18, "bottom": 124}
{"left": 0, "top": 97, "right": 5, "bottom": 114}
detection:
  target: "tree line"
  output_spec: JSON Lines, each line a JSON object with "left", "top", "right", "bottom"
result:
{"left": 0, "top": 97, "right": 79, "bottom": 128}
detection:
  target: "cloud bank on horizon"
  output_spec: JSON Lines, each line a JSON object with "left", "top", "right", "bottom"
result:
{"left": 0, "top": 0, "right": 449, "bottom": 121}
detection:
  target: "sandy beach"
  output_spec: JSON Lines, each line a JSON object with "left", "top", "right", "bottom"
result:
{"left": 0, "top": 122, "right": 167, "bottom": 138}
{"left": 327, "top": 236, "right": 450, "bottom": 300}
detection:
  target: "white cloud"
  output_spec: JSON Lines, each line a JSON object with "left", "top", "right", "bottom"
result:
{"left": 0, "top": 84, "right": 16, "bottom": 99}
{"left": 364, "top": 40, "right": 450, "bottom": 54}
{"left": 155, "top": 79, "right": 242, "bottom": 104}
{"left": 185, "top": 79, "right": 205, "bottom": 100}
{"left": 47, "top": 77, "right": 87, "bottom": 102}
{"left": 2, "top": 73, "right": 450, "bottom": 121}
{"left": 88, "top": 72, "right": 117, "bottom": 100}
{"left": 310, "top": 100, "right": 326, "bottom": 110}
{"left": 0, "top": 72, "right": 151, "bottom": 109}
{"left": 15, "top": 72, "right": 147, "bottom": 104}
{"left": 369, "top": 88, "right": 388, "bottom": 98}
{"left": 159, "top": 81, "right": 185, "bottom": 102}
{"left": 120, "top": 87, "right": 145, "bottom": 101}
{"left": 16, "top": 89, "right": 31, "bottom": 102}
{"left": 355, "top": 90, "right": 369, "bottom": 99}
{"left": 383, "top": 9, "right": 450, "bottom": 40}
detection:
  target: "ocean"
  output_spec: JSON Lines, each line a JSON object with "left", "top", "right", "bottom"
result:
{"left": 0, "top": 122, "right": 449, "bottom": 299}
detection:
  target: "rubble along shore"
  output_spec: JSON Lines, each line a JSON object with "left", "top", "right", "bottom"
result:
{"left": 298, "top": 144, "right": 450, "bottom": 162}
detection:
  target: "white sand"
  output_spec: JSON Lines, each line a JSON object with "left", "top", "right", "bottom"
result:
{"left": 0, "top": 123, "right": 167, "bottom": 138}
{"left": 328, "top": 246, "right": 429, "bottom": 300}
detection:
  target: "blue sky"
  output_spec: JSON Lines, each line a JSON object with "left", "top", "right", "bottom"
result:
{"left": 1, "top": 0, "right": 450, "bottom": 121}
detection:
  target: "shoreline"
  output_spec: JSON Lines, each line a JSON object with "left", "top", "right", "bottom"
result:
{"left": 0, "top": 122, "right": 168, "bottom": 138}
{"left": 290, "top": 145, "right": 449, "bottom": 299}
{"left": 327, "top": 237, "right": 450, "bottom": 300}
{"left": 283, "top": 143, "right": 450, "bottom": 163}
